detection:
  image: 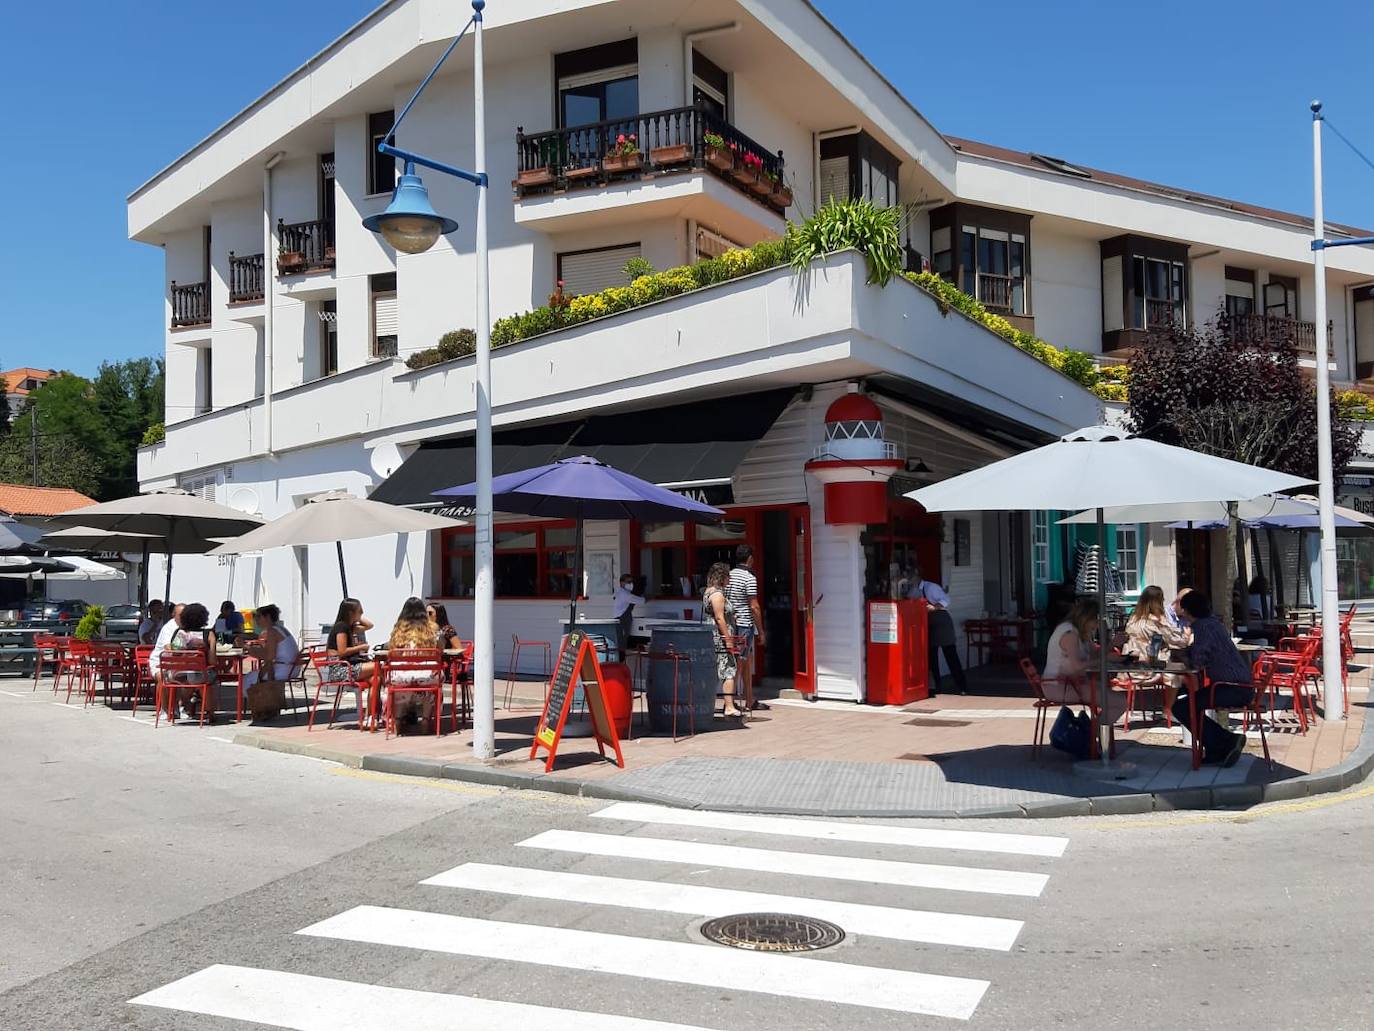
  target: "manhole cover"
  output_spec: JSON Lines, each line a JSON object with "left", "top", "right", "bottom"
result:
{"left": 906, "top": 717, "right": 971, "bottom": 727}
{"left": 699, "top": 913, "right": 844, "bottom": 953}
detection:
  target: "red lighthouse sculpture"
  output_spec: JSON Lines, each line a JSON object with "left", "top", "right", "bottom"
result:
{"left": 804, "top": 391, "right": 903, "bottom": 524}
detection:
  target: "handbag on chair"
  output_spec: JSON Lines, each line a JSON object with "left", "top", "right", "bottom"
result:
{"left": 1049, "top": 705, "right": 1092, "bottom": 759}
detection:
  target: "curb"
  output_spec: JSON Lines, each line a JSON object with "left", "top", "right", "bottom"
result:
{"left": 237, "top": 709, "right": 1374, "bottom": 819}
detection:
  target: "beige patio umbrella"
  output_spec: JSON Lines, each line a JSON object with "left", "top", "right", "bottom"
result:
{"left": 207, "top": 489, "right": 463, "bottom": 596}
{"left": 45, "top": 489, "right": 264, "bottom": 603}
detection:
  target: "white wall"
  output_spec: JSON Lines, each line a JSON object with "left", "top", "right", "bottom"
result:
{"left": 1029, "top": 226, "right": 1100, "bottom": 354}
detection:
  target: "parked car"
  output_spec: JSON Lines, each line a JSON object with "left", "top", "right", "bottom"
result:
{"left": 103, "top": 604, "right": 142, "bottom": 641}
{"left": 22, "top": 599, "right": 89, "bottom": 624}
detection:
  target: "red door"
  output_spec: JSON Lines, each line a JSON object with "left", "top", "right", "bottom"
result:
{"left": 791, "top": 505, "right": 816, "bottom": 695}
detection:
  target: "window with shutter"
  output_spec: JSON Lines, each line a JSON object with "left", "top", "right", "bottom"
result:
{"left": 372, "top": 292, "right": 399, "bottom": 358}
{"left": 819, "top": 156, "right": 850, "bottom": 205}
{"left": 557, "top": 244, "right": 641, "bottom": 297}
{"left": 180, "top": 473, "right": 219, "bottom": 503}
{"left": 694, "top": 226, "right": 741, "bottom": 262}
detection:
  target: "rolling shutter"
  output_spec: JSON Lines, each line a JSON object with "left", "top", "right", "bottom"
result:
{"left": 372, "top": 291, "right": 398, "bottom": 358}
{"left": 819, "top": 156, "right": 851, "bottom": 205}
{"left": 558, "top": 244, "right": 641, "bottom": 297}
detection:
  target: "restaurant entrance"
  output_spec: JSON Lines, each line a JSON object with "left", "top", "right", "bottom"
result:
{"left": 734, "top": 504, "right": 815, "bottom": 697}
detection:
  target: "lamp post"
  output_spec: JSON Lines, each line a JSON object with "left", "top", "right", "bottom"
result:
{"left": 1309, "top": 101, "right": 1374, "bottom": 722}
{"left": 362, "top": 0, "right": 496, "bottom": 757}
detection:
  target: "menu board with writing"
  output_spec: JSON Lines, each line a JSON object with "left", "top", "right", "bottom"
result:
{"left": 869, "top": 601, "right": 899, "bottom": 645}
{"left": 530, "top": 630, "right": 625, "bottom": 772}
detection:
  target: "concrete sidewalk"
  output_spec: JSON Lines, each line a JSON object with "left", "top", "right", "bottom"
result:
{"left": 232, "top": 665, "right": 1374, "bottom": 818}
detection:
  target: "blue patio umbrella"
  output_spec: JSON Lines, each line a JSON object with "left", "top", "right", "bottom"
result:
{"left": 434, "top": 455, "right": 724, "bottom": 626}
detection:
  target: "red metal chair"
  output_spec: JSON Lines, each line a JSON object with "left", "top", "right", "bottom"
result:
{"left": 32, "top": 633, "right": 63, "bottom": 691}
{"left": 505, "top": 633, "right": 553, "bottom": 709}
{"left": 1254, "top": 646, "right": 1318, "bottom": 733}
{"left": 281, "top": 649, "right": 314, "bottom": 721}
{"left": 306, "top": 649, "right": 373, "bottom": 732}
{"left": 1018, "top": 658, "right": 1103, "bottom": 759}
{"left": 84, "top": 642, "right": 128, "bottom": 707}
{"left": 380, "top": 648, "right": 445, "bottom": 739}
{"left": 155, "top": 649, "right": 214, "bottom": 727}
{"left": 447, "top": 640, "right": 474, "bottom": 732}
{"left": 62, "top": 639, "right": 94, "bottom": 703}
{"left": 965, "top": 620, "right": 995, "bottom": 668}
{"left": 1120, "top": 669, "right": 1172, "bottom": 732}
{"left": 128, "top": 644, "right": 156, "bottom": 715}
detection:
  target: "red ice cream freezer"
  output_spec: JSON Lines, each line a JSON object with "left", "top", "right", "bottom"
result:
{"left": 865, "top": 599, "right": 929, "bottom": 705}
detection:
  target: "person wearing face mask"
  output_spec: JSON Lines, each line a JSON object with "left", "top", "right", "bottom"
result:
{"left": 613, "top": 573, "right": 646, "bottom": 656}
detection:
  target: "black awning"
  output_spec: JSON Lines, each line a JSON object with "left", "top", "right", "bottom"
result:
{"left": 370, "top": 388, "right": 796, "bottom": 509}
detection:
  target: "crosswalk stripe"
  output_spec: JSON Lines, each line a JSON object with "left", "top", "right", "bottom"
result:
{"left": 591, "top": 802, "right": 1069, "bottom": 858}
{"left": 423, "top": 862, "right": 1024, "bottom": 950}
{"left": 519, "top": 830, "right": 1049, "bottom": 897}
{"left": 130, "top": 964, "right": 721, "bottom": 1030}
{"left": 299, "top": 905, "right": 989, "bottom": 1019}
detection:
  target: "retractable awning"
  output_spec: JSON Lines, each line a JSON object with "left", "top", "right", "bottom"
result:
{"left": 370, "top": 389, "right": 796, "bottom": 511}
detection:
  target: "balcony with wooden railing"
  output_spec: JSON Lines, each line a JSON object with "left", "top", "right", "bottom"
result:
{"left": 514, "top": 104, "right": 791, "bottom": 215}
{"left": 276, "top": 218, "right": 335, "bottom": 276}
{"left": 1230, "top": 312, "right": 1333, "bottom": 358}
{"left": 170, "top": 281, "right": 210, "bottom": 328}
{"left": 976, "top": 273, "right": 1014, "bottom": 314}
{"left": 228, "top": 252, "right": 265, "bottom": 303}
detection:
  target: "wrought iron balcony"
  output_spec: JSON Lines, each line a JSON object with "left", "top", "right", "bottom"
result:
{"left": 228, "top": 252, "right": 265, "bottom": 303}
{"left": 514, "top": 105, "right": 791, "bottom": 214}
{"left": 170, "top": 281, "right": 210, "bottom": 328}
{"left": 277, "top": 218, "right": 335, "bottom": 275}
{"left": 1230, "top": 312, "right": 1333, "bottom": 358}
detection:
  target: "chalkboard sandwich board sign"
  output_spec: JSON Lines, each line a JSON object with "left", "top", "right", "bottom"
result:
{"left": 529, "top": 630, "right": 625, "bottom": 772}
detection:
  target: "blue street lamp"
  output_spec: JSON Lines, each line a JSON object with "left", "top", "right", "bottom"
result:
{"left": 361, "top": 162, "right": 459, "bottom": 254}
{"left": 363, "top": 0, "right": 496, "bottom": 757}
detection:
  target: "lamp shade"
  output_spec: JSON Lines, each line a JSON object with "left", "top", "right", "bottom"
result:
{"left": 362, "top": 168, "right": 459, "bottom": 254}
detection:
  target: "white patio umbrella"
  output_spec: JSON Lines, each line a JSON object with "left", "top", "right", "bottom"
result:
{"left": 44, "top": 491, "right": 264, "bottom": 604}
{"left": 207, "top": 489, "right": 463, "bottom": 596}
{"left": 907, "top": 426, "right": 1313, "bottom": 763}
{"left": 1057, "top": 496, "right": 1315, "bottom": 526}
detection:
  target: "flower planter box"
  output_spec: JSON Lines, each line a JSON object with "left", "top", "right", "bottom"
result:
{"left": 324, "top": 245, "right": 337, "bottom": 262}
{"left": 730, "top": 164, "right": 757, "bottom": 186}
{"left": 565, "top": 164, "right": 599, "bottom": 184}
{"left": 750, "top": 176, "right": 773, "bottom": 197}
{"left": 705, "top": 145, "right": 734, "bottom": 172}
{"left": 276, "top": 251, "right": 305, "bottom": 275}
{"left": 650, "top": 143, "right": 692, "bottom": 166}
{"left": 770, "top": 186, "right": 794, "bottom": 209}
{"left": 517, "top": 166, "right": 555, "bottom": 187}
{"left": 603, "top": 153, "right": 642, "bottom": 174}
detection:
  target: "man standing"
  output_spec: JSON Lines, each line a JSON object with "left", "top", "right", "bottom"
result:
{"left": 727, "top": 544, "right": 765, "bottom": 711}
{"left": 1173, "top": 591, "right": 1251, "bottom": 767}
{"left": 912, "top": 564, "right": 966, "bottom": 697}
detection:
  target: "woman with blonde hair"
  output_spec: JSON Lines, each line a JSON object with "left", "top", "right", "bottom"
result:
{"left": 702, "top": 562, "right": 742, "bottom": 718}
{"left": 1042, "top": 598, "right": 1128, "bottom": 725}
{"left": 1123, "top": 585, "right": 1192, "bottom": 714}
{"left": 386, "top": 596, "right": 442, "bottom": 730}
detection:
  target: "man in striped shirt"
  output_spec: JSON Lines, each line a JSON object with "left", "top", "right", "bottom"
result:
{"left": 728, "top": 545, "right": 765, "bottom": 711}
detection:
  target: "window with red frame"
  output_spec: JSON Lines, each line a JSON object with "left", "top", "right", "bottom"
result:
{"left": 635, "top": 518, "right": 750, "bottom": 599}
{"left": 439, "top": 521, "right": 578, "bottom": 599}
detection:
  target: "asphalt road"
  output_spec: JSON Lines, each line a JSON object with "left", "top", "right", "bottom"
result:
{"left": 2, "top": 687, "right": 1372, "bottom": 1030}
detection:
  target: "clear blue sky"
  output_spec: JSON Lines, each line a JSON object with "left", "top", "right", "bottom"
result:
{"left": 3, "top": 1, "right": 1372, "bottom": 377}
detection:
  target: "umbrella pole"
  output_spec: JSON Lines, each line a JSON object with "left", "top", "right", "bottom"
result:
{"left": 569, "top": 513, "right": 583, "bottom": 630}
{"left": 139, "top": 542, "right": 149, "bottom": 610}
{"left": 1097, "top": 508, "right": 1111, "bottom": 764}
{"left": 336, "top": 540, "right": 349, "bottom": 598}
{"left": 164, "top": 550, "right": 173, "bottom": 605}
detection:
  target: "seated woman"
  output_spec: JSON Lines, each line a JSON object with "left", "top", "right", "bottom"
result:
{"left": 1042, "top": 599, "right": 1127, "bottom": 726}
{"left": 386, "top": 597, "right": 443, "bottom": 731}
{"left": 243, "top": 604, "right": 300, "bottom": 690}
{"left": 163, "top": 602, "right": 216, "bottom": 721}
{"left": 426, "top": 601, "right": 463, "bottom": 651}
{"left": 324, "top": 597, "right": 376, "bottom": 685}
{"left": 1122, "top": 585, "right": 1193, "bottom": 712}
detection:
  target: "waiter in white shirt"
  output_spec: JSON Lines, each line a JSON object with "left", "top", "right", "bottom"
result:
{"left": 908, "top": 565, "right": 967, "bottom": 697}
{"left": 612, "top": 574, "right": 645, "bottom": 657}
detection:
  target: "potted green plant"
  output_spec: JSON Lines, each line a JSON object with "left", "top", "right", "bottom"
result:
{"left": 768, "top": 172, "right": 793, "bottom": 208}
{"left": 73, "top": 604, "right": 106, "bottom": 641}
{"left": 703, "top": 132, "right": 733, "bottom": 171}
{"left": 277, "top": 244, "right": 305, "bottom": 275}
{"left": 603, "top": 132, "right": 641, "bottom": 174}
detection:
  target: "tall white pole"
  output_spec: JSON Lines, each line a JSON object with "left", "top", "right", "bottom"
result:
{"left": 1311, "top": 100, "right": 1345, "bottom": 721}
{"left": 471, "top": 0, "right": 496, "bottom": 757}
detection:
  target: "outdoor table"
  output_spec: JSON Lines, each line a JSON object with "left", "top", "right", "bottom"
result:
{"left": 443, "top": 648, "right": 471, "bottom": 732}
{"left": 213, "top": 648, "right": 254, "bottom": 723}
{"left": 1090, "top": 659, "right": 1202, "bottom": 764}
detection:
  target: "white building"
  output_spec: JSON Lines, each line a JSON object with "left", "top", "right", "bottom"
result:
{"left": 131, "top": 0, "right": 1374, "bottom": 696}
